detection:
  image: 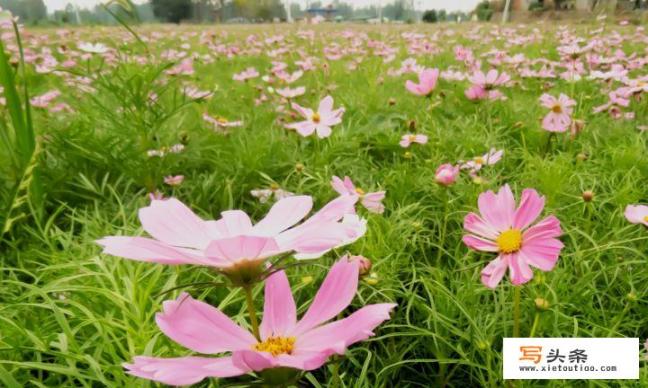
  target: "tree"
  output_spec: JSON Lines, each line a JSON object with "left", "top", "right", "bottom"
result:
{"left": 422, "top": 9, "right": 437, "bottom": 23}
{"left": 437, "top": 9, "right": 446, "bottom": 21}
{"left": 383, "top": 0, "right": 406, "bottom": 21}
{"left": 474, "top": 1, "right": 493, "bottom": 21}
{"left": 151, "top": 0, "right": 191, "bottom": 23}
{"left": 25, "top": 0, "right": 47, "bottom": 22}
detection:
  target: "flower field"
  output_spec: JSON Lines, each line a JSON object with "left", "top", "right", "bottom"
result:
{"left": 1, "top": 16, "right": 648, "bottom": 387}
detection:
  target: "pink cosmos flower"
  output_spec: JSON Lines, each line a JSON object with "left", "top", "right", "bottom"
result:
{"left": 164, "top": 175, "right": 184, "bottom": 186}
{"left": 124, "top": 257, "right": 396, "bottom": 386}
{"left": 78, "top": 42, "right": 108, "bottom": 54}
{"left": 435, "top": 164, "right": 460, "bottom": 186}
{"left": 233, "top": 67, "right": 259, "bottom": 82}
{"left": 97, "top": 195, "right": 365, "bottom": 273}
{"left": 399, "top": 134, "right": 428, "bottom": 148}
{"left": 286, "top": 95, "right": 344, "bottom": 139}
{"left": 331, "top": 176, "right": 386, "bottom": 214}
{"left": 30, "top": 90, "right": 60, "bottom": 108}
{"left": 405, "top": 68, "right": 439, "bottom": 96}
{"left": 540, "top": 93, "right": 576, "bottom": 132}
{"left": 624, "top": 205, "right": 648, "bottom": 227}
{"left": 166, "top": 58, "right": 194, "bottom": 76}
{"left": 183, "top": 86, "right": 212, "bottom": 100}
{"left": 203, "top": 113, "right": 243, "bottom": 132}
{"left": 276, "top": 86, "right": 306, "bottom": 99}
{"left": 465, "top": 69, "right": 510, "bottom": 101}
{"left": 462, "top": 184, "right": 564, "bottom": 288}
{"left": 460, "top": 148, "right": 504, "bottom": 174}
{"left": 251, "top": 184, "right": 294, "bottom": 204}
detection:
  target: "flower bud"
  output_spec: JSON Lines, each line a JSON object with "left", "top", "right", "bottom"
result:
{"left": 403, "top": 151, "right": 412, "bottom": 159}
{"left": 435, "top": 163, "right": 459, "bottom": 187}
{"left": 582, "top": 190, "right": 594, "bottom": 202}
{"left": 388, "top": 97, "right": 396, "bottom": 106}
{"left": 365, "top": 272, "right": 379, "bottom": 285}
{"left": 534, "top": 297, "right": 550, "bottom": 311}
{"left": 576, "top": 153, "right": 588, "bottom": 162}
{"left": 627, "top": 292, "right": 637, "bottom": 302}
{"left": 295, "top": 162, "right": 304, "bottom": 172}
{"left": 476, "top": 340, "right": 490, "bottom": 350}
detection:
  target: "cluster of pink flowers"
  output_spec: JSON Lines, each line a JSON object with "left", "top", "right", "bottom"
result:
{"left": 99, "top": 192, "right": 394, "bottom": 385}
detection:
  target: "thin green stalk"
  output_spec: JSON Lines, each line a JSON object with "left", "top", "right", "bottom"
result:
{"left": 436, "top": 188, "right": 449, "bottom": 267}
{"left": 513, "top": 286, "right": 521, "bottom": 338}
{"left": 542, "top": 132, "right": 555, "bottom": 157}
{"left": 529, "top": 313, "right": 540, "bottom": 338}
{"left": 244, "top": 285, "right": 260, "bottom": 341}
{"left": 330, "top": 361, "right": 341, "bottom": 388}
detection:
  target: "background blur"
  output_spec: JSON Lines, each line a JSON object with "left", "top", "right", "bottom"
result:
{"left": 1, "top": 0, "right": 647, "bottom": 26}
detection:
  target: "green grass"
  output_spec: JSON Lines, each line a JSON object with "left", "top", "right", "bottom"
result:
{"left": 1, "top": 22, "right": 648, "bottom": 387}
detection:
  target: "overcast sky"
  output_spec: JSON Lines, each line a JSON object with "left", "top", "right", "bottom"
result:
{"left": 44, "top": 0, "right": 480, "bottom": 13}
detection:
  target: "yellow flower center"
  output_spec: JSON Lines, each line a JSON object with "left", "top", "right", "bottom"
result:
{"left": 311, "top": 112, "right": 321, "bottom": 123}
{"left": 217, "top": 117, "right": 228, "bottom": 124}
{"left": 355, "top": 187, "right": 365, "bottom": 196}
{"left": 270, "top": 182, "right": 279, "bottom": 191}
{"left": 254, "top": 337, "right": 296, "bottom": 356}
{"left": 474, "top": 156, "right": 484, "bottom": 164}
{"left": 644, "top": 215, "right": 648, "bottom": 223}
{"left": 408, "top": 135, "right": 417, "bottom": 142}
{"left": 551, "top": 104, "right": 563, "bottom": 113}
{"left": 496, "top": 229, "right": 523, "bottom": 254}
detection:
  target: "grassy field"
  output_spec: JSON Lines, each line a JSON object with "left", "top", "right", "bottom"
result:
{"left": 1, "top": 19, "right": 648, "bottom": 387}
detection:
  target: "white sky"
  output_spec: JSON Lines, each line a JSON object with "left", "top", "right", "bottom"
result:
{"left": 44, "top": 0, "right": 479, "bottom": 13}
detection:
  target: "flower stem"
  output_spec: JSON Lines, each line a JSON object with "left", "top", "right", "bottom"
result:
{"left": 243, "top": 285, "right": 260, "bottom": 341}
{"left": 513, "top": 286, "right": 521, "bottom": 338}
{"left": 542, "top": 132, "right": 555, "bottom": 157}
{"left": 330, "top": 361, "right": 341, "bottom": 388}
{"left": 529, "top": 312, "right": 540, "bottom": 338}
{"left": 436, "top": 188, "right": 449, "bottom": 267}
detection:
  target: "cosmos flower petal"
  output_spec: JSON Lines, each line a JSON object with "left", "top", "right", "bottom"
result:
{"left": 512, "top": 189, "right": 545, "bottom": 230}
{"left": 138, "top": 198, "right": 211, "bottom": 248}
{"left": 124, "top": 356, "right": 248, "bottom": 386}
{"left": 253, "top": 196, "right": 313, "bottom": 236}
{"left": 480, "top": 255, "right": 508, "bottom": 289}
{"left": 260, "top": 270, "right": 297, "bottom": 339}
{"left": 292, "top": 258, "right": 359, "bottom": 336}
{"left": 156, "top": 292, "right": 257, "bottom": 354}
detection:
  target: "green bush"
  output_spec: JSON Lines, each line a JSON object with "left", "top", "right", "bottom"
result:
{"left": 475, "top": 1, "right": 493, "bottom": 21}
